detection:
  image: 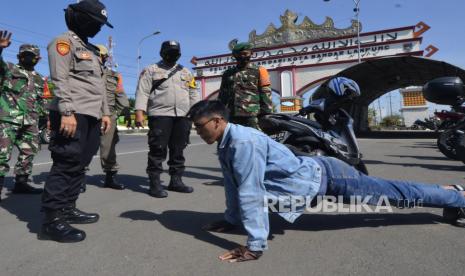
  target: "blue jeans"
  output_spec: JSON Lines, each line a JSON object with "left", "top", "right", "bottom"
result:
{"left": 313, "top": 157, "right": 465, "bottom": 208}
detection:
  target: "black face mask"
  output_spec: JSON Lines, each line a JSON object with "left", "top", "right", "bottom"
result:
{"left": 66, "top": 9, "right": 103, "bottom": 39}
{"left": 79, "top": 20, "right": 103, "bottom": 38}
{"left": 161, "top": 50, "right": 181, "bottom": 64}
{"left": 18, "top": 53, "right": 39, "bottom": 69}
{"left": 233, "top": 51, "right": 252, "bottom": 68}
{"left": 235, "top": 55, "right": 251, "bottom": 66}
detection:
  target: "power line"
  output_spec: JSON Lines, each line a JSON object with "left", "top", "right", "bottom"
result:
{"left": 113, "top": 51, "right": 138, "bottom": 61}
{"left": 117, "top": 63, "right": 137, "bottom": 69}
{"left": 11, "top": 38, "right": 47, "bottom": 49}
{"left": 0, "top": 21, "right": 53, "bottom": 39}
{"left": 119, "top": 74, "right": 139, "bottom": 80}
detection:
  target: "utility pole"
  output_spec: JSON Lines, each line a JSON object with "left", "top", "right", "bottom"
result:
{"left": 107, "top": 36, "right": 116, "bottom": 69}
{"left": 324, "top": 0, "right": 362, "bottom": 63}
{"left": 137, "top": 31, "right": 161, "bottom": 74}
{"left": 353, "top": 0, "right": 361, "bottom": 63}
{"left": 377, "top": 98, "right": 382, "bottom": 122}
{"left": 388, "top": 92, "right": 393, "bottom": 116}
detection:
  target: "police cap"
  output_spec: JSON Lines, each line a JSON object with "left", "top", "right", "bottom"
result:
{"left": 160, "top": 40, "right": 181, "bottom": 53}
{"left": 69, "top": 0, "right": 113, "bottom": 28}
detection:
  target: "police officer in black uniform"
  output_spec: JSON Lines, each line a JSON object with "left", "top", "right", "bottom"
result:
{"left": 40, "top": 0, "right": 113, "bottom": 243}
{"left": 135, "top": 41, "right": 199, "bottom": 198}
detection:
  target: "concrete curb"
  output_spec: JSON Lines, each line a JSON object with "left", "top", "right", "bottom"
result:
{"left": 117, "top": 125, "right": 198, "bottom": 136}
{"left": 358, "top": 130, "right": 439, "bottom": 139}
{"left": 117, "top": 126, "right": 148, "bottom": 134}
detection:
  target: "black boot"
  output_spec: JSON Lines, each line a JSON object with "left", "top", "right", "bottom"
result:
{"left": 39, "top": 211, "right": 86, "bottom": 243}
{"left": 12, "top": 175, "right": 43, "bottom": 194}
{"left": 148, "top": 174, "right": 167, "bottom": 198}
{"left": 0, "top": 176, "right": 4, "bottom": 202}
{"left": 61, "top": 206, "right": 100, "bottom": 224}
{"left": 104, "top": 171, "right": 125, "bottom": 190}
{"left": 168, "top": 175, "right": 193, "bottom": 193}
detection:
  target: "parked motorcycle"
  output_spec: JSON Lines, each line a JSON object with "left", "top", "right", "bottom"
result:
{"left": 412, "top": 117, "right": 441, "bottom": 131}
{"left": 260, "top": 77, "right": 368, "bottom": 174}
{"left": 423, "top": 76, "right": 465, "bottom": 160}
{"left": 434, "top": 109, "right": 465, "bottom": 130}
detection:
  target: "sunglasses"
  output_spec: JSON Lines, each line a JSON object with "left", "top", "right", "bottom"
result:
{"left": 194, "top": 117, "right": 221, "bottom": 129}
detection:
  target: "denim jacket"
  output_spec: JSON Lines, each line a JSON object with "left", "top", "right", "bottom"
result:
{"left": 218, "top": 123, "right": 322, "bottom": 251}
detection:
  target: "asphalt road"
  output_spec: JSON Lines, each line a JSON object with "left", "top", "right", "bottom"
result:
{"left": 0, "top": 133, "right": 464, "bottom": 276}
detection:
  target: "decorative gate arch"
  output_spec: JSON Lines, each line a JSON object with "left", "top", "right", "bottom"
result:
{"left": 192, "top": 10, "right": 434, "bottom": 107}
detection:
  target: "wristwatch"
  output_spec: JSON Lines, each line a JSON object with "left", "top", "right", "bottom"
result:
{"left": 61, "top": 110, "right": 74, "bottom": 116}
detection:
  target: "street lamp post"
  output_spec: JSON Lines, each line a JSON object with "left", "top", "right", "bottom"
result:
{"left": 137, "top": 31, "right": 161, "bottom": 75}
{"left": 324, "top": 0, "right": 362, "bottom": 63}
{"left": 353, "top": 0, "right": 361, "bottom": 64}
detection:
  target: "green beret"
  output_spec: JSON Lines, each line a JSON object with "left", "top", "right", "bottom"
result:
{"left": 232, "top": 42, "right": 252, "bottom": 54}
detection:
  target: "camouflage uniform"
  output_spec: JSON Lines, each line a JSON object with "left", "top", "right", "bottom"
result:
{"left": 100, "top": 67, "right": 129, "bottom": 172}
{"left": 218, "top": 63, "right": 272, "bottom": 129}
{"left": 0, "top": 45, "right": 46, "bottom": 178}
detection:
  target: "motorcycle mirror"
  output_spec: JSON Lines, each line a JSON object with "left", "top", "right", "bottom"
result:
{"left": 282, "top": 101, "right": 295, "bottom": 107}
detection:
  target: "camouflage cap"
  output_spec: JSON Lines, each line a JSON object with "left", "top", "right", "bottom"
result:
{"left": 19, "top": 44, "right": 40, "bottom": 57}
{"left": 232, "top": 42, "right": 252, "bottom": 54}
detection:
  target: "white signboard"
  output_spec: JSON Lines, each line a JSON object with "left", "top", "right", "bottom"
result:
{"left": 194, "top": 27, "right": 420, "bottom": 78}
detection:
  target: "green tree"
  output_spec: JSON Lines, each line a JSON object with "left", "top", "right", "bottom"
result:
{"left": 368, "top": 107, "right": 377, "bottom": 126}
{"left": 380, "top": 114, "right": 403, "bottom": 127}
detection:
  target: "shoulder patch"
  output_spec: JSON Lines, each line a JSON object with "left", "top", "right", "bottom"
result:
{"left": 56, "top": 39, "right": 71, "bottom": 56}
{"left": 258, "top": 66, "right": 271, "bottom": 87}
{"left": 116, "top": 73, "right": 124, "bottom": 93}
{"left": 188, "top": 77, "right": 196, "bottom": 89}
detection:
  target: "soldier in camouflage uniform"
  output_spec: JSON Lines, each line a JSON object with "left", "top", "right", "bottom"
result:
{"left": 96, "top": 44, "right": 129, "bottom": 190}
{"left": 0, "top": 30, "right": 47, "bottom": 201}
{"left": 218, "top": 42, "right": 273, "bottom": 129}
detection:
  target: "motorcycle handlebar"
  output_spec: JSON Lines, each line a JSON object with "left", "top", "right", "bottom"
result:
{"left": 298, "top": 106, "right": 312, "bottom": 116}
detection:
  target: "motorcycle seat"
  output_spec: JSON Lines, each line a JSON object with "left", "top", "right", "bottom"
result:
{"left": 289, "top": 116, "right": 322, "bottom": 129}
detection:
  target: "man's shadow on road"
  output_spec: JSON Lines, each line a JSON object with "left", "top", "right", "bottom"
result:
{"left": 0, "top": 173, "right": 49, "bottom": 235}
{"left": 119, "top": 209, "right": 444, "bottom": 251}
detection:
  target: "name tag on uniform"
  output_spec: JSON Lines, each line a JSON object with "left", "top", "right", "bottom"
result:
{"left": 77, "top": 51, "right": 92, "bottom": 60}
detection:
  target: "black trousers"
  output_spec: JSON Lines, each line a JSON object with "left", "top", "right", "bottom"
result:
{"left": 147, "top": 116, "right": 191, "bottom": 177}
{"left": 42, "top": 111, "right": 101, "bottom": 211}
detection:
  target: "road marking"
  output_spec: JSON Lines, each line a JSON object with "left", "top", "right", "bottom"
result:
{"left": 33, "top": 142, "right": 207, "bottom": 167}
